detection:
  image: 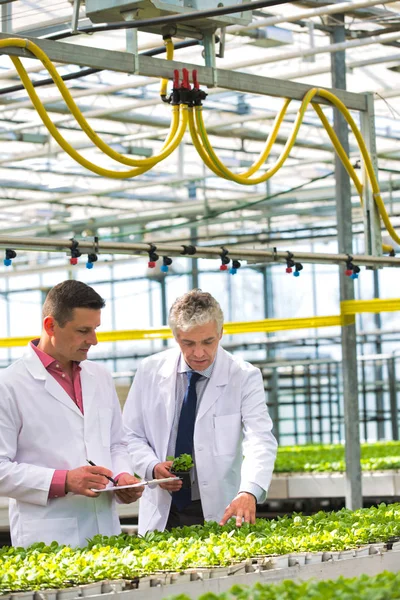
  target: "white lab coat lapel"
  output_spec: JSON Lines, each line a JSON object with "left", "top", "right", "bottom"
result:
{"left": 23, "top": 344, "right": 83, "bottom": 418}
{"left": 196, "top": 345, "right": 229, "bottom": 422}
{"left": 158, "top": 348, "right": 180, "bottom": 449}
{"left": 80, "top": 363, "right": 95, "bottom": 418}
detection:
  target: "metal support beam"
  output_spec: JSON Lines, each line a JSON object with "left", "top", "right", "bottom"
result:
{"left": 330, "top": 14, "right": 362, "bottom": 510}
{"left": 373, "top": 269, "right": 384, "bottom": 439}
{"left": 262, "top": 265, "right": 275, "bottom": 360}
{"left": 0, "top": 33, "right": 367, "bottom": 111}
{"left": 1, "top": 0, "right": 11, "bottom": 34}
{"left": 388, "top": 355, "right": 399, "bottom": 441}
{"left": 160, "top": 276, "right": 168, "bottom": 349}
{"left": 360, "top": 92, "right": 382, "bottom": 257}
{"left": 71, "top": 0, "right": 81, "bottom": 33}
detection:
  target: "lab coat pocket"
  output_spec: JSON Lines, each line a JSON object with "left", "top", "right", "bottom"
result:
{"left": 213, "top": 413, "right": 241, "bottom": 456}
{"left": 21, "top": 517, "right": 79, "bottom": 548}
{"left": 98, "top": 407, "right": 112, "bottom": 447}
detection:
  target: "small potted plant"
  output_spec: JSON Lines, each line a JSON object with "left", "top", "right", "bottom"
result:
{"left": 167, "top": 453, "right": 194, "bottom": 489}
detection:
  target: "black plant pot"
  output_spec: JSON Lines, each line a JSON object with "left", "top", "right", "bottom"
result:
{"left": 171, "top": 470, "right": 191, "bottom": 489}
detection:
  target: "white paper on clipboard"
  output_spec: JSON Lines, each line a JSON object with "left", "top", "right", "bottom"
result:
{"left": 91, "top": 477, "right": 180, "bottom": 492}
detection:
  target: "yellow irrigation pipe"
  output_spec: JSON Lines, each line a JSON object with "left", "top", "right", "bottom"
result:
{"left": 193, "top": 90, "right": 314, "bottom": 185}
{"left": 0, "top": 316, "right": 344, "bottom": 347}
{"left": 311, "top": 102, "right": 363, "bottom": 198}
{"left": 0, "top": 38, "right": 398, "bottom": 251}
{"left": 0, "top": 37, "right": 183, "bottom": 176}
{"left": 160, "top": 37, "right": 174, "bottom": 98}
{"left": 194, "top": 86, "right": 398, "bottom": 253}
{"left": 342, "top": 298, "right": 400, "bottom": 315}
{"left": 13, "top": 54, "right": 188, "bottom": 178}
{"left": 4, "top": 296, "right": 400, "bottom": 348}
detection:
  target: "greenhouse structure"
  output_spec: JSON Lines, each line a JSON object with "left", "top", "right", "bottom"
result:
{"left": 1, "top": 0, "right": 400, "bottom": 598}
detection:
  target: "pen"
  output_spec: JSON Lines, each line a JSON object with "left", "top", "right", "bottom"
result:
{"left": 86, "top": 459, "right": 117, "bottom": 486}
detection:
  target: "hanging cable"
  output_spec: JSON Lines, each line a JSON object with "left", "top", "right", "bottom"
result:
{"left": 0, "top": 37, "right": 397, "bottom": 253}
{"left": 189, "top": 79, "right": 398, "bottom": 254}
{"left": 0, "top": 37, "right": 185, "bottom": 178}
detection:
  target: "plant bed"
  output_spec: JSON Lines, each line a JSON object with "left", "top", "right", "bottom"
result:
{"left": 2, "top": 504, "right": 400, "bottom": 593}
{"left": 164, "top": 571, "right": 400, "bottom": 599}
{"left": 275, "top": 441, "right": 400, "bottom": 473}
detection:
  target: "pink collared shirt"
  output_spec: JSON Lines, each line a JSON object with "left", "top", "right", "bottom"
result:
{"left": 30, "top": 340, "right": 83, "bottom": 499}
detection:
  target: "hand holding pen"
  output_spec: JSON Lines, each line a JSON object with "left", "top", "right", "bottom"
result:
{"left": 64, "top": 462, "right": 116, "bottom": 497}
{"left": 86, "top": 459, "right": 117, "bottom": 485}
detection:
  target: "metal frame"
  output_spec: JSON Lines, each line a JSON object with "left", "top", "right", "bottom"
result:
{"left": 0, "top": 33, "right": 367, "bottom": 110}
{"left": 0, "top": 24, "right": 386, "bottom": 512}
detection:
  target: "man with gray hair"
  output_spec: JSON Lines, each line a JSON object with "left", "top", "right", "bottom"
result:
{"left": 123, "top": 289, "right": 277, "bottom": 534}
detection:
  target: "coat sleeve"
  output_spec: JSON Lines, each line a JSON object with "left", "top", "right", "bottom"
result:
{"left": 0, "top": 382, "right": 54, "bottom": 506}
{"left": 122, "top": 364, "right": 160, "bottom": 479}
{"left": 239, "top": 367, "right": 278, "bottom": 503}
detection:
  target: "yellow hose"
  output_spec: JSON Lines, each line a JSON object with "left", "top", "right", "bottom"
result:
{"left": 160, "top": 37, "right": 174, "bottom": 97}
{"left": 194, "top": 88, "right": 316, "bottom": 185}
{"left": 0, "top": 37, "right": 397, "bottom": 250}
{"left": 311, "top": 102, "right": 363, "bottom": 198}
{"left": 0, "top": 37, "right": 180, "bottom": 172}
{"left": 315, "top": 88, "right": 400, "bottom": 248}
{"left": 194, "top": 85, "right": 398, "bottom": 252}
{"left": 12, "top": 54, "right": 188, "bottom": 178}
{"left": 188, "top": 108, "right": 227, "bottom": 179}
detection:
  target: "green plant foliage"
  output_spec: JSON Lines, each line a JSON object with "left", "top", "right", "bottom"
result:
{"left": 1, "top": 503, "right": 400, "bottom": 593}
{"left": 165, "top": 572, "right": 400, "bottom": 600}
{"left": 275, "top": 441, "right": 400, "bottom": 473}
{"left": 167, "top": 454, "right": 194, "bottom": 472}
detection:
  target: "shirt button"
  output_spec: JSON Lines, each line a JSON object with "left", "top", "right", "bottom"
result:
{"left": 198, "top": 446, "right": 203, "bottom": 451}
{"left": 61, "top": 374, "right": 65, "bottom": 378}
{"left": 56, "top": 364, "right": 60, "bottom": 368}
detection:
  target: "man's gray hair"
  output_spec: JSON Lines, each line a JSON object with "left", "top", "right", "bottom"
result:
{"left": 169, "top": 289, "right": 224, "bottom": 334}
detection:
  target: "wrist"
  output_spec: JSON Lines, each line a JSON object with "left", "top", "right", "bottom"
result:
{"left": 238, "top": 491, "right": 257, "bottom": 504}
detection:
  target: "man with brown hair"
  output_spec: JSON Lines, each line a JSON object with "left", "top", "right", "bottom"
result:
{"left": 0, "top": 280, "right": 143, "bottom": 548}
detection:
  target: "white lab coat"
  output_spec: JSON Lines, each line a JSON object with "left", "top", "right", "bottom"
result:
{"left": 0, "top": 344, "right": 133, "bottom": 548}
{"left": 123, "top": 346, "right": 277, "bottom": 535}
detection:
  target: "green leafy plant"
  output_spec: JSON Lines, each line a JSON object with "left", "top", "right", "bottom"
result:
{"left": 166, "top": 572, "right": 400, "bottom": 600}
{"left": 2, "top": 503, "right": 400, "bottom": 593}
{"left": 275, "top": 441, "right": 400, "bottom": 473}
{"left": 167, "top": 453, "right": 194, "bottom": 472}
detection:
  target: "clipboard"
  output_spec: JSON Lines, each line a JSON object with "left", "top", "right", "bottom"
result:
{"left": 91, "top": 477, "right": 180, "bottom": 492}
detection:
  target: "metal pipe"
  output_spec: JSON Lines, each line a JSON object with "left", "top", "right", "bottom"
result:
{"left": 0, "top": 234, "right": 399, "bottom": 267}
{"left": 228, "top": 0, "right": 397, "bottom": 33}
{"left": 275, "top": 52, "right": 400, "bottom": 83}
{"left": 330, "top": 13, "right": 362, "bottom": 510}
{"left": 0, "top": 39, "right": 202, "bottom": 96}
{"left": 227, "top": 30, "right": 400, "bottom": 71}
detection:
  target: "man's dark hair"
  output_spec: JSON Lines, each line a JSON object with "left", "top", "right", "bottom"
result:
{"left": 42, "top": 280, "right": 105, "bottom": 326}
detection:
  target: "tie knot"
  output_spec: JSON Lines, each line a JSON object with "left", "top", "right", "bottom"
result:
{"left": 187, "top": 371, "right": 202, "bottom": 384}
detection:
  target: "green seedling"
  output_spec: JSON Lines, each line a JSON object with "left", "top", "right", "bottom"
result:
{"left": 167, "top": 453, "right": 194, "bottom": 472}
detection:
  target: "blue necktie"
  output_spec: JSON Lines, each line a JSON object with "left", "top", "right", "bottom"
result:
{"left": 172, "top": 371, "right": 202, "bottom": 510}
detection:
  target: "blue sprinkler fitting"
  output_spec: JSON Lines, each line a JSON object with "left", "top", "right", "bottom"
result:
{"left": 4, "top": 249, "right": 16, "bottom": 266}
{"left": 161, "top": 256, "right": 172, "bottom": 273}
{"left": 229, "top": 259, "right": 241, "bottom": 275}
